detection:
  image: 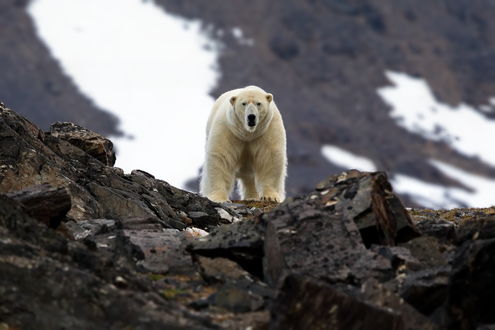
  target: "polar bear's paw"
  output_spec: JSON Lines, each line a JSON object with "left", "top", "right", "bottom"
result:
{"left": 206, "top": 192, "right": 231, "bottom": 203}
{"left": 260, "top": 192, "right": 281, "bottom": 203}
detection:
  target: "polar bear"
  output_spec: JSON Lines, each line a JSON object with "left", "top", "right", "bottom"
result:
{"left": 200, "top": 85, "right": 287, "bottom": 203}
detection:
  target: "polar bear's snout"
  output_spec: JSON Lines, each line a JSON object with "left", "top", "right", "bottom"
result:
{"left": 247, "top": 114, "right": 256, "bottom": 127}
{"left": 245, "top": 103, "right": 258, "bottom": 129}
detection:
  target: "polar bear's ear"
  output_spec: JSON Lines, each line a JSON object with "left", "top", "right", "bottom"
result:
{"left": 266, "top": 93, "right": 273, "bottom": 103}
{"left": 230, "top": 96, "right": 237, "bottom": 106}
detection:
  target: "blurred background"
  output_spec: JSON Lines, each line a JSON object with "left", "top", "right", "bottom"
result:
{"left": 2, "top": 0, "right": 495, "bottom": 208}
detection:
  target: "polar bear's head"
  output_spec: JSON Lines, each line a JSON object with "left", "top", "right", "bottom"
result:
{"left": 229, "top": 90, "right": 273, "bottom": 133}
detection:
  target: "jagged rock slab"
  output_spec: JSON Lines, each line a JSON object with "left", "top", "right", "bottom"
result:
{"left": 270, "top": 275, "right": 405, "bottom": 330}
{"left": 446, "top": 238, "right": 495, "bottom": 328}
{"left": 191, "top": 255, "right": 276, "bottom": 315}
{"left": 456, "top": 216, "right": 495, "bottom": 243}
{"left": 194, "top": 256, "right": 252, "bottom": 284}
{"left": 118, "top": 227, "right": 193, "bottom": 275}
{"left": 399, "top": 236, "right": 453, "bottom": 269}
{"left": 357, "top": 279, "right": 438, "bottom": 329}
{"left": 49, "top": 121, "right": 116, "bottom": 166}
{"left": 314, "top": 170, "right": 420, "bottom": 246}
{"left": 399, "top": 266, "right": 451, "bottom": 316}
{"left": 189, "top": 220, "right": 265, "bottom": 279}
{"left": 370, "top": 245, "right": 421, "bottom": 270}
{"left": 6, "top": 183, "right": 71, "bottom": 228}
{"left": 262, "top": 194, "right": 393, "bottom": 287}
{"left": 415, "top": 218, "right": 457, "bottom": 243}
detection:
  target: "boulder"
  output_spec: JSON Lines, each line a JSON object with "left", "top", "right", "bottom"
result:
{"left": 262, "top": 169, "right": 421, "bottom": 287}
{"left": 270, "top": 275, "right": 405, "bottom": 330}
{"left": 446, "top": 238, "right": 495, "bottom": 328}
{"left": 49, "top": 121, "right": 116, "bottom": 166}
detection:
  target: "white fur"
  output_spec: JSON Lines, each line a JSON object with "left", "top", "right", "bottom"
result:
{"left": 200, "top": 86, "right": 287, "bottom": 203}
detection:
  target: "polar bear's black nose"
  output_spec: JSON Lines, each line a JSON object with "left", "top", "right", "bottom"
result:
{"left": 247, "top": 114, "right": 256, "bottom": 126}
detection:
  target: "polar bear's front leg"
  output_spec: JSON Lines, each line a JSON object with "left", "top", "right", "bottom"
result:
{"left": 254, "top": 149, "right": 286, "bottom": 203}
{"left": 200, "top": 155, "right": 235, "bottom": 202}
{"left": 200, "top": 133, "right": 242, "bottom": 203}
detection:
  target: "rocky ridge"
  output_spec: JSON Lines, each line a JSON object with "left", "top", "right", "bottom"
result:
{"left": 1, "top": 103, "right": 495, "bottom": 329}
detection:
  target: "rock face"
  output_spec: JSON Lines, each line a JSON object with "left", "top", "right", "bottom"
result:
{"left": 1, "top": 105, "right": 495, "bottom": 329}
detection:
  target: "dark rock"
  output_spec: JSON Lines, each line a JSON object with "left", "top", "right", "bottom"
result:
{"left": 49, "top": 122, "right": 116, "bottom": 166}
{"left": 400, "top": 236, "right": 453, "bottom": 269}
{"left": 6, "top": 183, "right": 71, "bottom": 228}
{"left": 209, "top": 285, "right": 265, "bottom": 313}
{"left": 400, "top": 266, "right": 451, "bottom": 316}
{"left": 315, "top": 170, "right": 420, "bottom": 246}
{"left": 190, "top": 220, "right": 265, "bottom": 279}
{"left": 371, "top": 245, "right": 421, "bottom": 270}
{"left": 188, "top": 210, "right": 232, "bottom": 229}
{"left": 64, "top": 218, "right": 116, "bottom": 240}
{"left": 118, "top": 227, "right": 192, "bottom": 275}
{"left": 270, "top": 275, "right": 406, "bottom": 330}
{"left": 263, "top": 194, "right": 393, "bottom": 287}
{"left": 359, "top": 278, "right": 437, "bottom": 329}
{"left": 446, "top": 238, "right": 495, "bottom": 328}
{"left": 415, "top": 218, "right": 457, "bottom": 243}
{"left": 456, "top": 216, "right": 495, "bottom": 243}
{"left": 195, "top": 256, "right": 251, "bottom": 283}
{"left": 263, "top": 170, "right": 417, "bottom": 287}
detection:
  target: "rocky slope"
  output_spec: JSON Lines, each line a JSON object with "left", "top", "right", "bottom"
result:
{"left": 2, "top": 103, "right": 495, "bottom": 329}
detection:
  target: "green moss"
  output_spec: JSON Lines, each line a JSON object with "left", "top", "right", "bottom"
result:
{"left": 409, "top": 206, "right": 495, "bottom": 224}
{"left": 148, "top": 273, "right": 166, "bottom": 281}
{"left": 161, "top": 288, "right": 187, "bottom": 300}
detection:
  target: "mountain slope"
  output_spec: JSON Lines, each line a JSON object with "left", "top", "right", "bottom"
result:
{"left": 157, "top": 0, "right": 495, "bottom": 204}
{"left": 0, "top": 0, "right": 120, "bottom": 136}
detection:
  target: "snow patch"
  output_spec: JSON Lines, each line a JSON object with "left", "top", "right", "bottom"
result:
{"left": 429, "top": 160, "right": 495, "bottom": 208}
{"left": 321, "top": 145, "right": 377, "bottom": 172}
{"left": 392, "top": 160, "right": 495, "bottom": 209}
{"left": 27, "top": 0, "right": 220, "bottom": 189}
{"left": 391, "top": 174, "right": 463, "bottom": 209}
{"left": 377, "top": 71, "right": 495, "bottom": 167}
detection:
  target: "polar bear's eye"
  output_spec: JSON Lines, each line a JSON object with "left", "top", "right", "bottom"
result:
{"left": 256, "top": 102, "right": 261, "bottom": 106}
{"left": 241, "top": 102, "right": 247, "bottom": 106}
